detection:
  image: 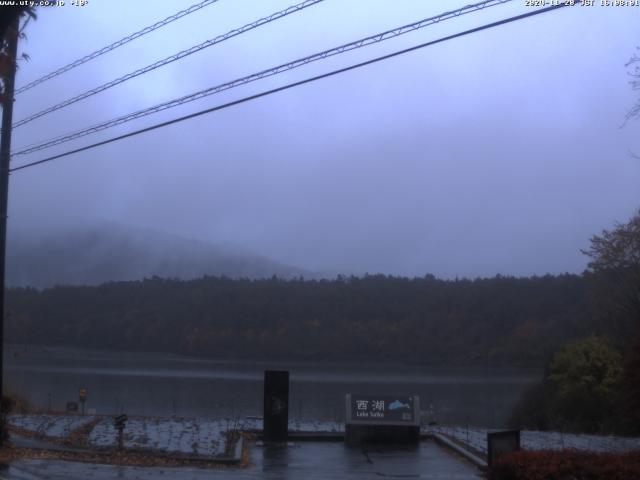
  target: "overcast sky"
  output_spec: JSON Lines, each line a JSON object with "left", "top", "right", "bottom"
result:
{"left": 7, "top": 0, "right": 640, "bottom": 278}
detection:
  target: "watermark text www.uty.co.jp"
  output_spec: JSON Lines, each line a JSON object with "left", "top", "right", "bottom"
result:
{"left": 0, "top": 0, "right": 89, "bottom": 7}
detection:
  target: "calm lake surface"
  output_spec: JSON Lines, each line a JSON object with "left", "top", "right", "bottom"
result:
{"left": 4, "top": 345, "right": 540, "bottom": 428}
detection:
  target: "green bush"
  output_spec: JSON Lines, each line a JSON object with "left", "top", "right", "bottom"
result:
{"left": 509, "top": 336, "right": 624, "bottom": 434}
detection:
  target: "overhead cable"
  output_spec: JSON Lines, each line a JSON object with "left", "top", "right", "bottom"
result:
{"left": 12, "top": 0, "right": 324, "bottom": 128}
{"left": 13, "top": 0, "right": 513, "bottom": 155}
{"left": 10, "top": 3, "right": 573, "bottom": 173}
{"left": 15, "top": 0, "right": 221, "bottom": 95}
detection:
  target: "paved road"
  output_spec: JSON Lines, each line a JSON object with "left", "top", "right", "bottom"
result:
{"left": 0, "top": 440, "right": 481, "bottom": 479}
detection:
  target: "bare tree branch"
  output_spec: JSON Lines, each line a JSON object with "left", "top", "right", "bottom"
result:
{"left": 623, "top": 47, "right": 640, "bottom": 126}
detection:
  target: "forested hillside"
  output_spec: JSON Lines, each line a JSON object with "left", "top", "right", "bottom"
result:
{"left": 5, "top": 274, "right": 597, "bottom": 366}
{"left": 6, "top": 224, "right": 309, "bottom": 288}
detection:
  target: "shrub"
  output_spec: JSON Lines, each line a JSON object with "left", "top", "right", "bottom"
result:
{"left": 489, "top": 449, "right": 640, "bottom": 480}
{"left": 509, "top": 336, "right": 624, "bottom": 434}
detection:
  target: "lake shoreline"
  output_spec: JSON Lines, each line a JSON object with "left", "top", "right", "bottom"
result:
{"left": 5, "top": 343, "right": 545, "bottom": 371}
{"left": 4, "top": 344, "right": 542, "bottom": 428}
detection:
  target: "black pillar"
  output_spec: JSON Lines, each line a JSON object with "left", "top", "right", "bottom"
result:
{"left": 263, "top": 370, "right": 289, "bottom": 442}
{"left": 0, "top": 15, "right": 19, "bottom": 448}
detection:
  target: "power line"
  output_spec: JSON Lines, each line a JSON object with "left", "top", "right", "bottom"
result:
{"left": 12, "top": 0, "right": 324, "bottom": 129}
{"left": 13, "top": 0, "right": 513, "bottom": 156}
{"left": 10, "top": 3, "right": 572, "bottom": 173}
{"left": 15, "top": 0, "right": 221, "bottom": 95}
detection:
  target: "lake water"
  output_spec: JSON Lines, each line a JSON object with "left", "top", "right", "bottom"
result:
{"left": 4, "top": 345, "right": 540, "bottom": 428}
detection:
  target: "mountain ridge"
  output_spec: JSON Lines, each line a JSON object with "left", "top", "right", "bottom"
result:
{"left": 6, "top": 222, "right": 311, "bottom": 288}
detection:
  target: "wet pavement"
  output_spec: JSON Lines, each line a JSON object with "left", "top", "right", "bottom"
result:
{"left": 1, "top": 440, "right": 481, "bottom": 479}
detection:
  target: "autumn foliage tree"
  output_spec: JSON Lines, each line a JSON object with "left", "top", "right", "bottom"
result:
{"left": 581, "top": 210, "right": 640, "bottom": 433}
{"left": 582, "top": 209, "right": 640, "bottom": 336}
{"left": 509, "top": 210, "right": 640, "bottom": 434}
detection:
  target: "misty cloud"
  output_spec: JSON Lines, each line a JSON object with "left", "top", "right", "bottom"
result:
{"left": 7, "top": 0, "right": 639, "bottom": 281}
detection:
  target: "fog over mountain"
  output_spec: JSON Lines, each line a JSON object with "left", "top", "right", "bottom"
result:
{"left": 9, "top": 2, "right": 638, "bottom": 280}
{"left": 6, "top": 222, "right": 312, "bottom": 288}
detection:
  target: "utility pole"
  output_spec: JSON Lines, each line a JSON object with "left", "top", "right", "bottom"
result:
{"left": 0, "top": 15, "right": 19, "bottom": 447}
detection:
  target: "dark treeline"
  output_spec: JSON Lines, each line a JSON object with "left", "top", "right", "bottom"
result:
{"left": 5, "top": 273, "right": 599, "bottom": 366}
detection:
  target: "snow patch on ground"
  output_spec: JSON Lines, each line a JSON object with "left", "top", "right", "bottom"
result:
{"left": 11, "top": 414, "right": 638, "bottom": 459}
{"left": 240, "top": 418, "right": 343, "bottom": 432}
{"left": 289, "top": 419, "right": 343, "bottom": 432}
{"left": 9, "top": 414, "right": 95, "bottom": 438}
{"left": 88, "top": 417, "right": 227, "bottom": 456}
{"left": 9, "top": 415, "right": 230, "bottom": 457}
{"left": 425, "top": 426, "right": 640, "bottom": 454}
